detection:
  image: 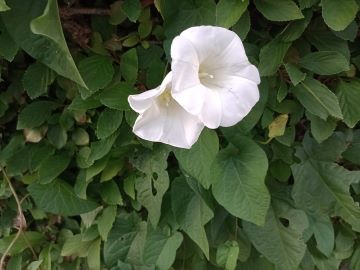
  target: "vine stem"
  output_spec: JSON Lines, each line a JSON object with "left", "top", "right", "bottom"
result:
{"left": 0, "top": 167, "right": 36, "bottom": 269}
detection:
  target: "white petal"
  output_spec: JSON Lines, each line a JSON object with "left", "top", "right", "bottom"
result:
{"left": 179, "top": 26, "right": 243, "bottom": 64}
{"left": 161, "top": 99, "right": 204, "bottom": 148}
{"left": 133, "top": 99, "right": 204, "bottom": 149}
{"left": 128, "top": 88, "right": 162, "bottom": 114}
{"left": 215, "top": 75, "right": 260, "bottom": 127}
{"left": 175, "top": 26, "right": 260, "bottom": 85}
{"left": 197, "top": 87, "right": 223, "bottom": 129}
{"left": 128, "top": 72, "right": 173, "bottom": 113}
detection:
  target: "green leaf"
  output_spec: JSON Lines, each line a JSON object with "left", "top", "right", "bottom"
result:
{"left": 173, "top": 129, "right": 219, "bottom": 189}
{"left": 78, "top": 55, "right": 114, "bottom": 98}
{"left": 61, "top": 234, "right": 94, "bottom": 257}
{"left": 109, "top": 1, "right": 127, "bottom": 25}
{"left": 243, "top": 202, "right": 308, "bottom": 270}
{"left": 336, "top": 79, "right": 360, "bottom": 128}
{"left": 0, "top": 0, "right": 9, "bottom": 11}
{"left": 87, "top": 238, "right": 101, "bottom": 270}
{"left": 23, "top": 62, "right": 56, "bottom": 99}
{"left": 343, "top": 130, "right": 360, "bottom": 165}
{"left": 321, "top": 0, "right": 359, "bottom": 31}
{"left": 104, "top": 213, "right": 141, "bottom": 266}
{"left": 292, "top": 160, "right": 360, "bottom": 232}
{"left": 28, "top": 179, "right": 98, "bottom": 215}
{"left": 171, "top": 177, "right": 214, "bottom": 259}
{"left": 38, "top": 153, "right": 71, "bottom": 184}
{"left": 133, "top": 147, "right": 170, "bottom": 226}
{"left": 121, "top": 48, "right": 138, "bottom": 83}
{"left": 306, "top": 25, "right": 350, "bottom": 60}
{"left": 100, "top": 181, "right": 123, "bottom": 205}
{"left": 99, "top": 82, "right": 135, "bottom": 110}
{"left": 232, "top": 10, "right": 251, "bottom": 40}
{"left": 305, "top": 214, "right": 334, "bottom": 257}
{"left": 254, "top": 0, "right": 303, "bottom": 21}
{"left": 298, "top": 51, "right": 349, "bottom": 75}
{"left": 97, "top": 205, "right": 117, "bottom": 241}
{"left": 211, "top": 136, "right": 270, "bottom": 225}
{"left": 216, "top": 0, "right": 248, "bottom": 28}
{"left": 332, "top": 21, "right": 358, "bottom": 41}
{"left": 17, "top": 101, "right": 58, "bottom": 129}
{"left": 88, "top": 130, "right": 120, "bottom": 163}
{"left": 0, "top": 232, "right": 44, "bottom": 254}
{"left": 1, "top": 0, "right": 86, "bottom": 87}
{"left": 96, "top": 109, "right": 123, "bottom": 139}
{"left": 161, "top": 0, "right": 216, "bottom": 38}
{"left": 284, "top": 63, "right": 306, "bottom": 86}
{"left": 259, "top": 39, "right": 291, "bottom": 76}
{"left": 0, "top": 20, "right": 18, "bottom": 61}
{"left": 306, "top": 112, "right": 336, "bottom": 143}
{"left": 122, "top": 0, "right": 141, "bottom": 22}
{"left": 47, "top": 125, "right": 68, "bottom": 149}
{"left": 292, "top": 77, "right": 343, "bottom": 120}
{"left": 142, "top": 228, "right": 183, "bottom": 270}
{"left": 216, "top": 241, "right": 240, "bottom": 270}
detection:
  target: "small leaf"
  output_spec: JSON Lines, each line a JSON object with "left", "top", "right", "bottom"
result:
{"left": 216, "top": 241, "right": 240, "bottom": 270}
{"left": 216, "top": 0, "right": 248, "bottom": 28}
{"left": 336, "top": 79, "right": 360, "bottom": 128}
{"left": 28, "top": 179, "right": 98, "bottom": 215}
{"left": 38, "top": 153, "right": 71, "bottom": 184}
{"left": 292, "top": 77, "right": 343, "bottom": 120}
{"left": 259, "top": 39, "right": 291, "bottom": 76}
{"left": 78, "top": 55, "right": 114, "bottom": 98}
{"left": 298, "top": 51, "right": 350, "bottom": 75}
{"left": 0, "top": 0, "right": 10, "bottom": 11}
{"left": 284, "top": 63, "right": 306, "bottom": 86}
{"left": 0, "top": 232, "right": 44, "bottom": 254}
{"left": 97, "top": 205, "right": 117, "bottom": 241}
{"left": 122, "top": 0, "right": 141, "bottom": 22}
{"left": 99, "top": 82, "right": 135, "bottom": 110}
{"left": 17, "top": 101, "right": 58, "bottom": 129}
{"left": 97, "top": 108, "right": 123, "bottom": 139}
{"left": 61, "top": 234, "right": 93, "bottom": 257}
{"left": 121, "top": 48, "right": 138, "bottom": 83}
{"left": 23, "top": 62, "right": 56, "bottom": 99}
{"left": 306, "top": 112, "right": 336, "bottom": 143}
{"left": 100, "top": 181, "right": 123, "bottom": 205}
{"left": 254, "top": 0, "right": 303, "bottom": 21}
{"left": 47, "top": 125, "right": 68, "bottom": 149}
{"left": 268, "top": 114, "right": 289, "bottom": 139}
{"left": 321, "top": 0, "right": 359, "bottom": 31}
{"left": 0, "top": 20, "right": 18, "bottom": 61}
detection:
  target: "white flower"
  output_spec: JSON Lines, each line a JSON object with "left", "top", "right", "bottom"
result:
{"left": 170, "top": 26, "right": 261, "bottom": 129}
{"left": 128, "top": 72, "right": 204, "bottom": 149}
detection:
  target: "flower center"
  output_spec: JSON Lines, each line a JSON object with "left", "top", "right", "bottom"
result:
{"left": 159, "top": 88, "right": 172, "bottom": 106}
{"left": 199, "top": 72, "right": 214, "bottom": 79}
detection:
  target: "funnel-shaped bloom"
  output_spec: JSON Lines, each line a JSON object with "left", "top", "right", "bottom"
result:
{"left": 128, "top": 72, "right": 204, "bottom": 149}
{"left": 171, "top": 26, "right": 260, "bottom": 129}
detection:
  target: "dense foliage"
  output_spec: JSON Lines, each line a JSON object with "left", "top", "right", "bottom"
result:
{"left": 1, "top": 0, "right": 360, "bottom": 269}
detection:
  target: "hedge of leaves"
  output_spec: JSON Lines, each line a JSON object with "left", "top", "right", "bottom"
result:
{"left": 1, "top": 0, "right": 360, "bottom": 269}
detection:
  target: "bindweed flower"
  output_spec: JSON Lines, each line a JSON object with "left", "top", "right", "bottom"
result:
{"left": 171, "top": 26, "right": 261, "bottom": 129}
{"left": 128, "top": 72, "right": 204, "bottom": 149}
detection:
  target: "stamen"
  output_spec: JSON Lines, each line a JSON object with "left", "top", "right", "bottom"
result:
{"left": 199, "top": 72, "right": 214, "bottom": 79}
{"left": 159, "top": 89, "right": 171, "bottom": 106}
